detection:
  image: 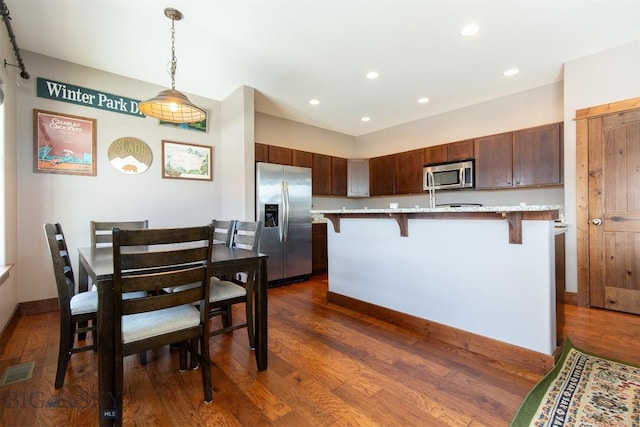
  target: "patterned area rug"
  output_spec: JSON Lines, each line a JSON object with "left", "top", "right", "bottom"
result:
{"left": 511, "top": 339, "right": 640, "bottom": 426}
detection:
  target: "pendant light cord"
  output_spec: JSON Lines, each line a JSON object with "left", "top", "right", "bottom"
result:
{"left": 169, "top": 17, "right": 177, "bottom": 91}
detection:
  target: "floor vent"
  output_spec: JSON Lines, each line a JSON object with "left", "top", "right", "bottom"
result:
{"left": 0, "top": 361, "right": 35, "bottom": 386}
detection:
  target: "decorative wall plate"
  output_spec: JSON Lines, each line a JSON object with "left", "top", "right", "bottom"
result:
{"left": 108, "top": 137, "right": 152, "bottom": 174}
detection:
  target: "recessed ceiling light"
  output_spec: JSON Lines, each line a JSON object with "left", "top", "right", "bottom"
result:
{"left": 361, "top": 116, "right": 371, "bottom": 122}
{"left": 366, "top": 71, "right": 379, "bottom": 80}
{"left": 418, "top": 97, "right": 430, "bottom": 104}
{"left": 503, "top": 68, "right": 519, "bottom": 77}
{"left": 460, "top": 24, "right": 480, "bottom": 36}
{"left": 309, "top": 99, "right": 319, "bottom": 105}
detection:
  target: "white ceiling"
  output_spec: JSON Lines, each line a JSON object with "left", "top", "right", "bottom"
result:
{"left": 5, "top": 0, "right": 640, "bottom": 136}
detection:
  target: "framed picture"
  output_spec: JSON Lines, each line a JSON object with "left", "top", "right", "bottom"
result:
{"left": 162, "top": 140, "right": 212, "bottom": 181}
{"left": 33, "top": 109, "right": 97, "bottom": 176}
{"left": 159, "top": 115, "right": 208, "bottom": 133}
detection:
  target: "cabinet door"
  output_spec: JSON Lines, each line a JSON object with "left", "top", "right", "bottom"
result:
{"left": 369, "top": 155, "right": 395, "bottom": 196}
{"left": 424, "top": 144, "right": 448, "bottom": 165}
{"left": 255, "top": 143, "right": 269, "bottom": 163}
{"left": 394, "top": 149, "right": 424, "bottom": 194}
{"left": 312, "top": 223, "right": 328, "bottom": 274}
{"left": 312, "top": 153, "right": 332, "bottom": 195}
{"left": 348, "top": 159, "right": 370, "bottom": 197}
{"left": 474, "top": 132, "right": 513, "bottom": 188}
{"left": 268, "top": 146, "right": 292, "bottom": 165}
{"left": 331, "top": 157, "right": 348, "bottom": 196}
{"left": 292, "top": 150, "right": 313, "bottom": 168}
{"left": 513, "top": 123, "right": 562, "bottom": 186}
{"left": 448, "top": 139, "right": 474, "bottom": 161}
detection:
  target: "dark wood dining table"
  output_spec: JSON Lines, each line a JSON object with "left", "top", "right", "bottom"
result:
{"left": 77, "top": 244, "right": 268, "bottom": 427}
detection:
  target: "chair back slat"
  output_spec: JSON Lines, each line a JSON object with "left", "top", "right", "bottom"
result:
{"left": 44, "top": 223, "right": 76, "bottom": 309}
{"left": 212, "top": 219, "right": 236, "bottom": 246}
{"left": 112, "top": 224, "right": 214, "bottom": 319}
{"left": 90, "top": 220, "right": 148, "bottom": 248}
{"left": 232, "top": 221, "right": 262, "bottom": 251}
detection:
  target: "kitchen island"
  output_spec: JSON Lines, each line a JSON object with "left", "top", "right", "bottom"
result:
{"left": 311, "top": 205, "right": 562, "bottom": 373}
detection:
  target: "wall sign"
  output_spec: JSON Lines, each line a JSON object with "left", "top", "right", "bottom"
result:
{"left": 37, "top": 77, "right": 144, "bottom": 118}
{"left": 108, "top": 137, "right": 152, "bottom": 175}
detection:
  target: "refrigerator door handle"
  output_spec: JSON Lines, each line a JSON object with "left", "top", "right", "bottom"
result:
{"left": 283, "top": 180, "right": 290, "bottom": 242}
{"left": 279, "top": 181, "right": 286, "bottom": 243}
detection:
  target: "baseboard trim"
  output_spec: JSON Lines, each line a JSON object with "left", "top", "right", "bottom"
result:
{"left": 563, "top": 291, "right": 578, "bottom": 306}
{"left": 327, "top": 291, "right": 554, "bottom": 375}
{"left": 19, "top": 298, "right": 58, "bottom": 317}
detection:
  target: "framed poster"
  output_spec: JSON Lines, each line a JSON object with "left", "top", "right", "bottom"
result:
{"left": 33, "top": 109, "right": 97, "bottom": 176}
{"left": 161, "top": 140, "right": 212, "bottom": 181}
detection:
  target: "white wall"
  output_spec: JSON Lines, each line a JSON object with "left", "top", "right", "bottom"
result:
{"left": 563, "top": 40, "right": 640, "bottom": 292}
{"left": 355, "top": 82, "right": 564, "bottom": 157}
{"left": 15, "top": 51, "right": 228, "bottom": 303}
{"left": 0, "top": 32, "right": 19, "bottom": 336}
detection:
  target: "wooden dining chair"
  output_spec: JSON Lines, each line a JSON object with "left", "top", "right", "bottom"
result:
{"left": 111, "top": 225, "right": 214, "bottom": 419}
{"left": 90, "top": 220, "right": 149, "bottom": 248}
{"left": 210, "top": 220, "right": 263, "bottom": 349}
{"left": 44, "top": 223, "right": 98, "bottom": 389}
{"left": 212, "top": 219, "right": 236, "bottom": 247}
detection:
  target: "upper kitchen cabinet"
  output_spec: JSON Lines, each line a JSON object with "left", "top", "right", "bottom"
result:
{"left": 424, "top": 144, "right": 448, "bottom": 165}
{"left": 292, "top": 149, "right": 313, "bottom": 168}
{"left": 347, "top": 159, "right": 370, "bottom": 197}
{"left": 312, "top": 153, "right": 332, "bottom": 195}
{"left": 331, "top": 157, "right": 348, "bottom": 196}
{"left": 513, "top": 123, "right": 563, "bottom": 186}
{"left": 268, "top": 145, "right": 293, "bottom": 165}
{"left": 475, "top": 122, "right": 563, "bottom": 189}
{"left": 394, "top": 148, "right": 424, "bottom": 194}
{"left": 447, "top": 139, "right": 474, "bottom": 161}
{"left": 474, "top": 132, "right": 514, "bottom": 189}
{"left": 255, "top": 143, "right": 269, "bottom": 163}
{"left": 424, "top": 139, "right": 474, "bottom": 165}
{"left": 369, "top": 154, "right": 395, "bottom": 196}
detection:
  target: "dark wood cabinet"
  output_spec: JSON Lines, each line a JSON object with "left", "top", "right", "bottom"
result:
{"left": 268, "top": 145, "right": 292, "bottom": 165}
{"left": 331, "top": 157, "right": 348, "bottom": 196}
{"left": 292, "top": 150, "right": 313, "bottom": 168}
{"left": 312, "top": 222, "right": 328, "bottom": 274}
{"left": 369, "top": 155, "right": 395, "bottom": 196}
{"left": 255, "top": 143, "right": 269, "bottom": 163}
{"left": 424, "top": 139, "right": 473, "bottom": 165}
{"left": 475, "top": 123, "right": 562, "bottom": 189}
{"left": 312, "top": 153, "right": 332, "bottom": 195}
{"left": 513, "top": 123, "right": 562, "bottom": 186}
{"left": 474, "top": 132, "right": 514, "bottom": 189}
{"left": 394, "top": 148, "right": 424, "bottom": 194}
{"left": 448, "top": 139, "right": 474, "bottom": 161}
{"left": 424, "top": 144, "right": 448, "bottom": 165}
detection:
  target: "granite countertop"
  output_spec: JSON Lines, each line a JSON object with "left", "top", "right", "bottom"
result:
{"left": 311, "top": 204, "right": 562, "bottom": 214}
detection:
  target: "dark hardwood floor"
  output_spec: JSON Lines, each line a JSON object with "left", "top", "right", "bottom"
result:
{"left": 1, "top": 274, "right": 640, "bottom": 426}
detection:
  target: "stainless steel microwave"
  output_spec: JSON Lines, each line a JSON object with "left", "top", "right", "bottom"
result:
{"left": 423, "top": 159, "right": 474, "bottom": 191}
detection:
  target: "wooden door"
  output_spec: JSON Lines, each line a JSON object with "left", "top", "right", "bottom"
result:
{"left": 589, "top": 108, "right": 640, "bottom": 314}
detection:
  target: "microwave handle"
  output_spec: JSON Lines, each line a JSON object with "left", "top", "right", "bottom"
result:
{"left": 460, "top": 167, "right": 465, "bottom": 186}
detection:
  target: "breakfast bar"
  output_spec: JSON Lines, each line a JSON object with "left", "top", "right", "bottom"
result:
{"left": 311, "top": 205, "right": 562, "bottom": 372}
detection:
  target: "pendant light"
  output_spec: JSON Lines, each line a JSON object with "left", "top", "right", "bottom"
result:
{"left": 138, "top": 7, "right": 206, "bottom": 124}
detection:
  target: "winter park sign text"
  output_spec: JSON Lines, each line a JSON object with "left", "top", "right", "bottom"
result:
{"left": 37, "top": 77, "right": 144, "bottom": 118}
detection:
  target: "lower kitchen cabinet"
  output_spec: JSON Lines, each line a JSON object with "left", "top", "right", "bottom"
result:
{"left": 312, "top": 222, "right": 328, "bottom": 274}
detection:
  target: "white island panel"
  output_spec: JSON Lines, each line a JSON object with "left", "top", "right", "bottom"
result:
{"left": 327, "top": 217, "right": 556, "bottom": 355}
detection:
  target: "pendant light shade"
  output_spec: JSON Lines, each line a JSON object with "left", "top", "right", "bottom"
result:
{"left": 138, "top": 8, "right": 206, "bottom": 124}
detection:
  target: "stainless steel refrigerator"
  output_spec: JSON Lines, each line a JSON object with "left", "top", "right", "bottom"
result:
{"left": 256, "top": 162, "right": 312, "bottom": 285}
